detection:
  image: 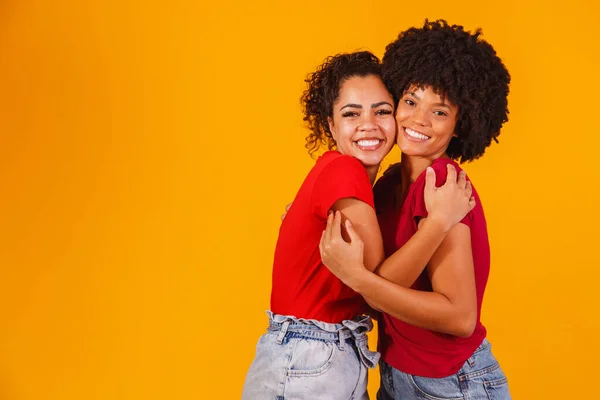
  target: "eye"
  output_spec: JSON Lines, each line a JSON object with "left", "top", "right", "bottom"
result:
{"left": 375, "top": 109, "right": 393, "bottom": 116}
{"left": 434, "top": 110, "right": 448, "bottom": 117}
{"left": 342, "top": 111, "right": 359, "bottom": 117}
{"left": 404, "top": 99, "right": 416, "bottom": 106}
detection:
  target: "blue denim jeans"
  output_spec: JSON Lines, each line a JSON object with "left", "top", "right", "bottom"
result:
{"left": 242, "top": 311, "right": 380, "bottom": 400}
{"left": 377, "top": 339, "right": 511, "bottom": 400}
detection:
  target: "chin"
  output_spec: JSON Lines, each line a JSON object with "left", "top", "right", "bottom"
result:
{"left": 354, "top": 154, "right": 383, "bottom": 169}
{"left": 398, "top": 142, "right": 423, "bottom": 157}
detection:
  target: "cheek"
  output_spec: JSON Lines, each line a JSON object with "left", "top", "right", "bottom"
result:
{"left": 334, "top": 122, "right": 355, "bottom": 146}
{"left": 395, "top": 106, "right": 411, "bottom": 122}
{"left": 433, "top": 121, "right": 456, "bottom": 142}
{"left": 383, "top": 119, "right": 397, "bottom": 139}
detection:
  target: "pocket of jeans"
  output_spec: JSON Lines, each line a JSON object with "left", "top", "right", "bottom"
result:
{"left": 484, "top": 376, "right": 511, "bottom": 400}
{"left": 286, "top": 339, "right": 337, "bottom": 377}
{"left": 408, "top": 374, "right": 463, "bottom": 400}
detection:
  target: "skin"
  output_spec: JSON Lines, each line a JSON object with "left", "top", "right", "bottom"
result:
{"left": 290, "top": 76, "right": 476, "bottom": 316}
{"left": 320, "top": 85, "right": 479, "bottom": 337}
{"left": 327, "top": 74, "right": 396, "bottom": 185}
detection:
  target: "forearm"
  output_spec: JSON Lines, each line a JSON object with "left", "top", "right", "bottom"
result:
{"left": 374, "top": 217, "right": 448, "bottom": 288}
{"left": 353, "top": 270, "right": 474, "bottom": 337}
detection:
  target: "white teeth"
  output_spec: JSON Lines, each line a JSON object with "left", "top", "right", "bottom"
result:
{"left": 405, "top": 128, "right": 429, "bottom": 140}
{"left": 356, "top": 139, "right": 381, "bottom": 147}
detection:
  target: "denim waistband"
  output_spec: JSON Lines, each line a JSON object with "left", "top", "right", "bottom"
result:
{"left": 461, "top": 338, "right": 492, "bottom": 371}
{"left": 266, "top": 310, "right": 380, "bottom": 369}
{"left": 473, "top": 338, "right": 490, "bottom": 354}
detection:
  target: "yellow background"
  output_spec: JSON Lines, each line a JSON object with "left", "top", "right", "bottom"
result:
{"left": 0, "top": 0, "right": 599, "bottom": 399}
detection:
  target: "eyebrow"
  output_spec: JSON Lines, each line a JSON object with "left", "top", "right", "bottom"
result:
{"left": 339, "top": 101, "right": 393, "bottom": 111}
{"left": 407, "top": 91, "right": 452, "bottom": 110}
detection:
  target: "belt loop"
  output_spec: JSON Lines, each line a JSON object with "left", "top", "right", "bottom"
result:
{"left": 276, "top": 321, "right": 290, "bottom": 345}
{"left": 338, "top": 330, "right": 345, "bottom": 351}
{"left": 467, "top": 354, "right": 475, "bottom": 367}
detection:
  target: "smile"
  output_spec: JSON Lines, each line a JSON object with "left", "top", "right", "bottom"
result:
{"left": 354, "top": 138, "right": 384, "bottom": 151}
{"left": 404, "top": 127, "right": 430, "bottom": 141}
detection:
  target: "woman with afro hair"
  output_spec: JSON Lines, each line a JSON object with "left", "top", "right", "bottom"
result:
{"left": 319, "top": 20, "right": 512, "bottom": 399}
{"left": 242, "top": 50, "right": 474, "bottom": 399}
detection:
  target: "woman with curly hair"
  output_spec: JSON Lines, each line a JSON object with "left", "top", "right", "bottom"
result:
{"left": 319, "top": 20, "right": 512, "bottom": 399}
{"left": 242, "top": 50, "right": 475, "bottom": 400}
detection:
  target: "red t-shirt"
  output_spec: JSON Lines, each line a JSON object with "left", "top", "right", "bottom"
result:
{"left": 374, "top": 157, "right": 489, "bottom": 378}
{"left": 270, "top": 151, "right": 374, "bottom": 323}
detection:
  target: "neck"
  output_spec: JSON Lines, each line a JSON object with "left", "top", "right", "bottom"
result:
{"left": 400, "top": 153, "right": 449, "bottom": 184}
{"left": 365, "top": 165, "right": 378, "bottom": 185}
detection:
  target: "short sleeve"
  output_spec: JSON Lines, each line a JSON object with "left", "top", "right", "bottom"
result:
{"left": 413, "top": 161, "right": 472, "bottom": 227}
{"left": 311, "top": 156, "right": 374, "bottom": 219}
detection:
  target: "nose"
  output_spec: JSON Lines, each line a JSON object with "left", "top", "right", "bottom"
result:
{"left": 358, "top": 111, "right": 377, "bottom": 131}
{"left": 412, "top": 106, "right": 430, "bottom": 127}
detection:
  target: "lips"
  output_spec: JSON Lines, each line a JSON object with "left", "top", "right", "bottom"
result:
{"left": 354, "top": 138, "right": 384, "bottom": 151}
{"left": 403, "top": 127, "right": 430, "bottom": 141}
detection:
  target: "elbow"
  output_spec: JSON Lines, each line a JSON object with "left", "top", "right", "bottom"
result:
{"left": 451, "top": 312, "right": 477, "bottom": 338}
{"left": 364, "top": 298, "right": 382, "bottom": 314}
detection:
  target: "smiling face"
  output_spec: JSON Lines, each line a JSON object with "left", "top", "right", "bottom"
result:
{"left": 327, "top": 74, "right": 396, "bottom": 169}
{"left": 396, "top": 85, "right": 459, "bottom": 161}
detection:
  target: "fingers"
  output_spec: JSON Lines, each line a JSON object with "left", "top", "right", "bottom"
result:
{"left": 281, "top": 203, "right": 293, "bottom": 221}
{"left": 457, "top": 170, "right": 467, "bottom": 190}
{"left": 324, "top": 211, "right": 334, "bottom": 245}
{"left": 321, "top": 211, "right": 350, "bottom": 259}
{"left": 468, "top": 196, "right": 476, "bottom": 211}
{"left": 324, "top": 210, "right": 343, "bottom": 246}
{"left": 465, "top": 180, "right": 473, "bottom": 199}
{"left": 344, "top": 219, "right": 363, "bottom": 248}
{"left": 332, "top": 211, "right": 342, "bottom": 241}
{"left": 424, "top": 166, "right": 436, "bottom": 196}
{"left": 446, "top": 164, "right": 457, "bottom": 186}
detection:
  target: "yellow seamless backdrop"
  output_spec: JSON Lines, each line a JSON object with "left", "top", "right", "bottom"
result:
{"left": 0, "top": 1, "right": 598, "bottom": 399}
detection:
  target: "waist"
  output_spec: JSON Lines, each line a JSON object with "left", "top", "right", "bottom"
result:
{"left": 266, "top": 310, "right": 380, "bottom": 369}
{"left": 380, "top": 317, "right": 487, "bottom": 377}
{"left": 268, "top": 310, "right": 372, "bottom": 339}
{"left": 270, "top": 284, "right": 366, "bottom": 323}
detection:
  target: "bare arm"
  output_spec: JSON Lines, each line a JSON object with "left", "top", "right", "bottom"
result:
{"left": 330, "top": 198, "right": 384, "bottom": 273}
{"left": 343, "top": 165, "right": 475, "bottom": 289}
{"left": 320, "top": 216, "right": 477, "bottom": 337}
{"left": 327, "top": 198, "right": 387, "bottom": 312}
{"left": 283, "top": 165, "right": 473, "bottom": 300}
{"left": 373, "top": 216, "right": 448, "bottom": 287}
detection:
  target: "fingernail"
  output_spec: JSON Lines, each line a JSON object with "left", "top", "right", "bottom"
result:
{"left": 346, "top": 220, "right": 352, "bottom": 227}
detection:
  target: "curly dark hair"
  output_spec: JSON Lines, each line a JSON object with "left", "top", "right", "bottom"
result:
{"left": 382, "top": 19, "right": 511, "bottom": 162}
{"left": 301, "top": 51, "right": 384, "bottom": 155}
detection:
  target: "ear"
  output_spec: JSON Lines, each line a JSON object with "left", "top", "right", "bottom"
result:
{"left": 328, "top": 117, "right": 337, "bottom": 141}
